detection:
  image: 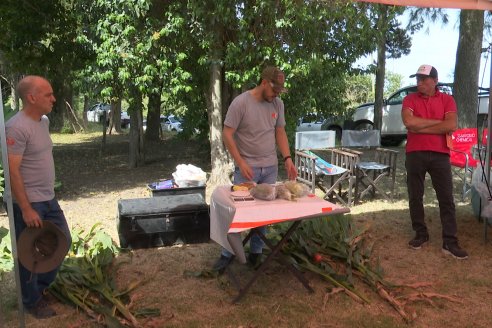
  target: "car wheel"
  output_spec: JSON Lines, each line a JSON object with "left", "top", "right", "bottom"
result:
{"left": 354, "top": 120, "right": 374, "bottom": 132}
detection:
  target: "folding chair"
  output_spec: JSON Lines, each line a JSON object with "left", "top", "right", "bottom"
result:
{"left": 449, "top": 128, "right": 479, "bottom": 201}
{"left": 295, "top": 148, "right": 359, "bottom": 206}
{"left": 354, "top": 148, "right": 399, "bottom": 203}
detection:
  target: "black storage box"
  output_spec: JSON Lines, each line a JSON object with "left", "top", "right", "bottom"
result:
{"left": 117, "top": 194, "right": 209, "bottom": 249}
{"left": 147, "top": 183, "right": 206, "bottom": 199}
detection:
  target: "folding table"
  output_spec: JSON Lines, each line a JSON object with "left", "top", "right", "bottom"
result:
{"left": 209, "top": 186, "right": 350, "bottom": 303}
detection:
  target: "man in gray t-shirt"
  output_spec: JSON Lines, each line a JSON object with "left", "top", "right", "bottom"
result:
{"left": 212, "top": 66, "right": 297, "bottom": 273}
{"left": 6, "top": 76, "right": 71, "bottom": 319}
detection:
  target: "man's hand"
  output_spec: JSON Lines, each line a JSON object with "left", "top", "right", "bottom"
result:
{"left": 285, "top": 158, "right": 298, "bottom": 180}
{"left": 237, "top": 161, "right": 254, "bottom": 181}
{"left": 21, "top": 206, "right": 42, "bottom": 228}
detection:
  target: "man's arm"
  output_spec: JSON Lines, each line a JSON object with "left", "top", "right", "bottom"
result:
{"left": 222, "top": 125, "right": 254, "bottom": 181}
{"left": 8, "top": 153, "right": 42, "bottom": 227}
{"left": 402, "top": 107, "right": 457, "bottom": 134}
{"left": 401, "top": 107, "right": 442, "bottom": 131}
{"left": 275, "top": 126, "right": 297, "bottom": 180}
{"left": 411, "top": 112, "right": 457, "bottom": 134}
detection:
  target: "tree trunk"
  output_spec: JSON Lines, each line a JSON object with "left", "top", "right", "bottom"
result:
{"left": 145, "top": 91, "right": 162, "bottom": 142}
{"left": 454, "top": 10, "right": 484, "bottom": 128}
{"left": 82, "top": 95, "right": 89, "bottom": 128}
{"left": 108, "top": 99, "right": 123, "bottom": 133}
{"left": 49, "top": 77, "right": 67, "bottom": 131}
{"left": 11, "top": 74, "right": 20, "bottom": 111}
{"left": 207, "top": 58, "right": 233, "bottom": 188}
{"left": 128, "top": 88, "right": 145, "bottom": 168}
{"left": 373, "top": 6, "right": 388, "bottom": 132}
{"left": 374, "top": 41, "right": 386, "bottom": 131}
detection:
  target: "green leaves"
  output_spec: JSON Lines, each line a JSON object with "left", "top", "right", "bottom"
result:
{"left": 273, "top": 214, "right": 390, "bottom": 302}
{"left": 0, "top": 227, "right": 13, "bottom": 279}
{"left": 51, "top": 223, "right": 158, "bottom": 326}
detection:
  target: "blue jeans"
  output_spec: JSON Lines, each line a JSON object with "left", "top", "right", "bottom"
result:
{"left": 221, "top": 165, "right": 278, "bottom": 258}
{"left": 12, "top": 199, "right": 71, "bottom": 308}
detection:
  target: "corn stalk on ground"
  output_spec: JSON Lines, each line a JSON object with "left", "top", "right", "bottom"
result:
{"left": 270, "top": 215, "right": 461, "bottom": 322}
{"left": 50, "top": 223, "right": 159, "bottom": 327}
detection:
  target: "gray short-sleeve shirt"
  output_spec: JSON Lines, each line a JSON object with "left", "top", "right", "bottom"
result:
{"left": 6, "top": 111, "right": 55, "bottom": 202}
{"left": 224, "top": 91, "right": 286, "bottom": 167}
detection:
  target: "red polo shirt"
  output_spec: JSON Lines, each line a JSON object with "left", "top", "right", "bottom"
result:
{"left": 402, "top": 89, "right": 456, "bottom": 154}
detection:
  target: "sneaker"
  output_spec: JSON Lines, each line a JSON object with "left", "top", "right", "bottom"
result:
{"left": 248, "top": 253, "right": 262, "bottom": 268}
{"left": 26, "top": 299, "right": 56, "bottom": 319}
{"left": 442, "top": 243, "right": 469, "bottom": 260}
{"left": 212, "top": 255, "right": 232, "bottom": 274}
{"left": 408, "top": 235, "right": 429, "bottom": 249}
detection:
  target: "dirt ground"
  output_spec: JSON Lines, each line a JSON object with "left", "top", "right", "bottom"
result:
{"left": 1, "top": 132, "right": 492, "bottom": 328}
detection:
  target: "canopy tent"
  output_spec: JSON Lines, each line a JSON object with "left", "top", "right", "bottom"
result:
{"left": 357, "top": 0, "right": 492, "bottom": 10}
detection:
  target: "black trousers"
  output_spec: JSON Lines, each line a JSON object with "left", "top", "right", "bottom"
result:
{"left": 405, "top": 151, "right": 457, "bottom": 245}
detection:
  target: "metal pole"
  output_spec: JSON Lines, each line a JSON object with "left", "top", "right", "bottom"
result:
{"left": 487, "top": 61, "right": 492, "bottom": 187}
{"left": 0, "top": 80, "right": 25, "bottom": 327}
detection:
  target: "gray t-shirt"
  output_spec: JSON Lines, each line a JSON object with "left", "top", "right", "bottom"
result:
{"left": 6, "top": 111, "right": 55, "bottom": 202}
{"left": 224, "top": 91, "right": 286, "bottom": 167}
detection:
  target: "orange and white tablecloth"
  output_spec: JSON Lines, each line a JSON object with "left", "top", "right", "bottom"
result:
{"left": 209, "top": 185, "right": 349, "bottom": 264}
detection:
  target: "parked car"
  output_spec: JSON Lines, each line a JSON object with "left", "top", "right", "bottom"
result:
{"left": 296, "top": 113, "right": 325, "bottom": 132}
{"left": 86, "top": 103, "right": 110, "bottom": 123}
{"left": 86, "top": 103, "right": 130, "bottom": 128}
{"left": 161, "top": 115, "right": 183, "bottom": 132}
{"left": 327, "top": 83, "right": 490, "bottom": 142}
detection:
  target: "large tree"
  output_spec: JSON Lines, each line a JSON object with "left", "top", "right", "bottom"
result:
{"left": 454, "top": 10, "right": 484, "bottom": 128}
{"left": 0, "top": 0, "right": 93, "bottom": 130}
{"left": 366, "top": 4, "right": 412, "bottom": 130}
{"left": 408, "top": 8, "right": 487, "bottom": 128}
{"left": 185, "top": 0, "right": 379, "bottom": 185}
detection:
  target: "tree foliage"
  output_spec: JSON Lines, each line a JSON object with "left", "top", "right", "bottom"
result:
{"left": 0, "top": 0, "right": 93, "bottom": 130}
{"left": 0, "top": 0, "right": 418, "bottom": 175}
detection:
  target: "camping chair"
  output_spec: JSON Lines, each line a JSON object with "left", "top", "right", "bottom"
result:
{"left": 449, "top": 128, "right": 479, "bottom": 201}
{"left": 354, "top": 148, "right": 399, "bottom": 203}
{"left": 295, "top": 148, "right": 359, "bottom": 206}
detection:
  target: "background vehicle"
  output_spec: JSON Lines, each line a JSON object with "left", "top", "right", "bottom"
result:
{"left": 161, "top": 115, "right": 183, "bottom": 132}
{"left": 86, "top": 103, "right": 110, "bottom": 123}
{"left": 327, "top": 83, "right": 490, "bottom": 143}
{"left": 296, "top": 113, "right": 325, "bottom": 132}
{"left": 86, "top": 103, "right": 130, "bottom": 128}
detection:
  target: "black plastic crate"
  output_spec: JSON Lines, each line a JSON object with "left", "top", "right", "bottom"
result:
{"left": 117, "top": 194, "right": 209, "bottom": 249}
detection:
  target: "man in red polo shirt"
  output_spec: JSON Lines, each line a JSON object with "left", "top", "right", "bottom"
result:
{"left": 401, "top": 64, "right": 468, "bottom": 260}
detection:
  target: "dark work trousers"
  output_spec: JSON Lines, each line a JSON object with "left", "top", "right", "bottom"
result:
{"left": 405, "top": 151, "right": 458, "bottom": 245}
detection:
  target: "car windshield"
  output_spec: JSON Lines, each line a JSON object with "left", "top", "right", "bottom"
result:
{"left": 169, "top": 116, "right": 180, "bottom": 123}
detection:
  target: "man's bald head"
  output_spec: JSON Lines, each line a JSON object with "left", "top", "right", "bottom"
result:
{"left": 16, "top": 76, "right": 50, "bottom": 102}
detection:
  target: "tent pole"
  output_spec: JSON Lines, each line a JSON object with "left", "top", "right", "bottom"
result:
{"left": 0, "top": 80, "right": 25, "bottom": 327}
{"left": 487, "top": 63, "right": 492, "bottom": 186}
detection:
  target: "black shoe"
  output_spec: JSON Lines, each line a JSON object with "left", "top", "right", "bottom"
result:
{"left": 248, "top": 253, "right": 262, "bottom": 268}
{"left": 26, "top": 299, "right": 56, "bottom": 319}
{"left": 442, "top": 243, "right": 468, "bottom": 260}
{"left": 408, "top": 235, "right": 429, "bottom": 250}
{"left": 212, "top": 255, "right": 232, "bottom": 274}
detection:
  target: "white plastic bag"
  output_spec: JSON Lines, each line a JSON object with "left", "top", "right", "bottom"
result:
{"left": 172, "top": 164, "right": 207, "bottom": 187}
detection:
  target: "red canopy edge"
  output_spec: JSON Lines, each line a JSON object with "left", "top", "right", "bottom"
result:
{"left": 356, "top": 0, "right": 492, "bottom": 10}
